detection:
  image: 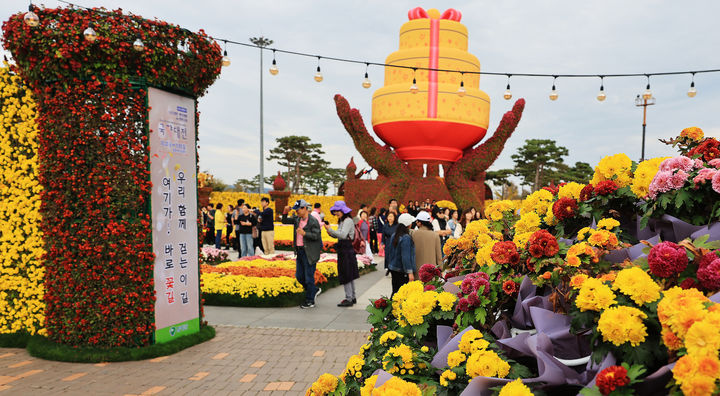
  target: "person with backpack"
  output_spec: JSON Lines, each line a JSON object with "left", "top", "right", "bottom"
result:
{"left": 324, "top": 201, "right": 360, "bottom": 307}
{"left": 385, "top": 213, "right": 416, "bottom": 297}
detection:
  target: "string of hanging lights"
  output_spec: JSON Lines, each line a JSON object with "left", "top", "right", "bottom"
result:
{"left": 23, "top": 0, "right": 720, "bottom": 101}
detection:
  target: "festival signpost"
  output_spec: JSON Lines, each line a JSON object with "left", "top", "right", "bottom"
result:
{"left": 148, "top": 87, "right": 201, "bottom": 343}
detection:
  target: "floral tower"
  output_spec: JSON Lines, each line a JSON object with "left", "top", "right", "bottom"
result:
{"left": 336, "top": 7, "right": 525, "bottom": 210}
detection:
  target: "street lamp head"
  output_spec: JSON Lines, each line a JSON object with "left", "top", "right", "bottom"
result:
{"left": 249, "top": 36, "right": 274, "bottom": 47}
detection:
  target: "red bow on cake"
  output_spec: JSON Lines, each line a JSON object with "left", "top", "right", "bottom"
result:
{"left": 407, "top": 7, "right": 462, "bottom": 21}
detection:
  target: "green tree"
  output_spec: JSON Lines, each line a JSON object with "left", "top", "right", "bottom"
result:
{"left": 509, "top": 139, "right": 569, "bottom": 191}
{"left": 267, "top": 135, "right": 330, "bottom": 194}
{"left": 557, "top": 161, "right": 594, "bottom": 184}
{"left": 305, "top": 167, "right": 346, "bottom": 195}
{"left": 233, "top": 175, "right": 277, "bottom": 192}
{"left": 205, "top": 176, "right": 228, "bottom": 192}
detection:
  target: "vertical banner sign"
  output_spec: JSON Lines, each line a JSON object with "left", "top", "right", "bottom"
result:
{"left": 148, "top": 87, "right": 200, "bottom": 343}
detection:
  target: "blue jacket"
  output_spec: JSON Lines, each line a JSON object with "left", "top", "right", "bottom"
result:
{"left": 385, "top": 233, "right": 415, "bottom": 274}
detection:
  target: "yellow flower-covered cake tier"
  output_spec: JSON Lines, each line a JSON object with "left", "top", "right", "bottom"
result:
{"left": 371, "top": 7, "right": 491, "bottom": 162}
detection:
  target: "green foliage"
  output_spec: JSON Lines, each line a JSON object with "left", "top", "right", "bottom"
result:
{"left": 267, "top": 135, "right": 330, "bottom": 194}
{"left": 26, "top": 325, "right": 215, "bottom": 363}
{"left": 0, "top": 331, "right": 31, "bottom": 348}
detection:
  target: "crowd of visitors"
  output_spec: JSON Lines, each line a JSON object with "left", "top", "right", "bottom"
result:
{"left": 202, "top": 195, "right": 486, "bottom": 309}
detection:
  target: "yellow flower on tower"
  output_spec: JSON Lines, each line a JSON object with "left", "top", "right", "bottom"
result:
{"left": 0, "top": 63, "right": 45, "bottom": 336}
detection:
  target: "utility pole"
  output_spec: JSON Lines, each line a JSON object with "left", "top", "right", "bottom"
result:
{"left": 634, "top": 93, "right": 656, "bottom": 162}
{"left": 249, "top": 36, "right": 273, "bottom": 194}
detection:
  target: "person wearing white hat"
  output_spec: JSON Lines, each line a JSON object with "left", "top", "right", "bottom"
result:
{"left": 385, "top": 213, "right": 416, "bottom": 297}
{"left": 412, "top": 210, "right": 443, "bottom": 268}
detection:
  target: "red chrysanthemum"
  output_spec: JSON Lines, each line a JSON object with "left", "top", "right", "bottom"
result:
{"left": 647, "top": 241, "right": 688, "bottom": 278}
{"left": 423, "top": 284, "right": 437, "bottom": 291}
{"left": 374, "top": 298, "right": 387, "bottom": 309}
{"left": 579, "top": 184, "right": 595, "bottom": 201}
{"left": 596, "top": 365, "right": 630, "bottom": 395}
{"left": 552, "top": 197, "right": 579, "bottom": 221}
{"left": 457, "top": 297, "right": 471, "bottom": 312}
{"left": 688, "top": 138, "right": 720, "bottom": 161}
{"left": 467, "top": 291, "right": 481, "bottom": 307}
{"left": 491, "top": 241, "right": 520, "bottom": 266}
{"left": 697, "top": 253, "right": 720, "bottom": 291}
{"left": 419, "top": 263, "right": 442, "bottom": 283}
{"left": 679, "top": 278, "right": 700, "bottom": 290}
{"left": 594, "top": 180, "right": 619, "bottom": 195}
{"left": 472, "top": 277, "right": 490, "bottom": 295}
{"left": 502, "top": 280, "right": 518, "bottom": 296}
{"left": 528, "top": 230, "right": 560, "bottom": 258}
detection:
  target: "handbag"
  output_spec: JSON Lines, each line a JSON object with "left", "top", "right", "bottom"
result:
{"left": 352, "top": 222, "right": 366, "bottom": 254}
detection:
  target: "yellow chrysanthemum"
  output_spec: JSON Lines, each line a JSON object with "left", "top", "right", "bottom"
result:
{"left": 437, "top": 292, "right": 457, "bottom": 312}
{"left": 499, "top": 379, "right": 534, "bottom": 396}
{"left": 382, "top": 344, "right": 415, "bottom": 374}
{"left": 484, "top": 200, "right": 516, "bottom": 221}
{"left": 514, "top": 212, "right": 541, "bottom": 235}
{"left": 630, "top": 157, "right": 668, "bottom": 198}
{"left": 597, "top": 306, "right": 648, "bottom": 347}
{"left": 379, "top": 331, "right": 403, "bottom": 345}
{"left": 558, "top": 182, "right": 585, "bottom": 201}
{"left": 465, "top": 349, "right": 511, "bottom": 379}
{"left": 570, "top": 274, "right": 588, "bottom": 289}
{"left": 612, "top": 267, "right": 661, "bottom": 305}
{"left": 458, "top": 329, "right": 489, "bottom": 354}
{"left": 596, "top": 218, "right": 620, "bottom": 230}
{"left": 657, "top": 287, "right": 710, "bottom": 340}
{"left": 360, "top": 375, "right": 378, "bottom": 396}
{"left": 447, "top": 350, "right": 467, "bottom": 368}
{"left": 519, "top": 190, "right": 554, "bottom": 216}
{"left": 306, "top": 373, "right": 339, "bottom": 396}
{"left": 590, "top": 153, "right": 633, "bottom": 187}
{"left": 439, "top": 369, "right": 457, "bottom": 387}
{"left": 370, "top": 377, "right": 422, "bottom": 396}
{"left": 575, "top": 278, "right": 617, "bottom": 312}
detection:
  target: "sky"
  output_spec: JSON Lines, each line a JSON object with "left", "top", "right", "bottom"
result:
{"left": 3, "top": 1, "right": 720, "bottom": 193}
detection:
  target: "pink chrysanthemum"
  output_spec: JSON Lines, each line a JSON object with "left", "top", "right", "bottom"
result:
{"left": 669, "top": 170, "right": 689, "bottom": 190}
{"left": 648, "top": 170, "right": 674, "bottom": 199}
{"left": 713, "top": 170, "right": 720, "bottom": 194}
{"left": 694, "top": 168, "right": 718, "bottom": 185}
{"left": 647, "top": 241, "right": 688, "bottom": 278}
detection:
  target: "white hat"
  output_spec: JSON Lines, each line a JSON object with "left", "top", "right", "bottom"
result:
{"left": 415, "top": 210, "right": 431, "bottom": 222}
{"left": 397, "top": 213, "right": 416, "bottom": 227}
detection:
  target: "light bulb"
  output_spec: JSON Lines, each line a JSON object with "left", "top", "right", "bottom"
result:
{"left": 457, "top": 81, "right": 466, "bottom": 97}
{"left": 84, "top": 26, "right": 97, "bottom": 42}
{"left": 362, "top": 73, "right": 371, "bottom": 89}
{"left": 597, "top": 87, "right": 606, "bottom": 101}
{"left": 24, "top": 10, "right": 39, "bottom": 27}
{"left": 269, "top": 59, "right": 279, "bottom": 75}
{"left": 687, "top": 82, "right": 697, "bottom": 98}
{"left": 133, "top": 38, "right": 144, "bottom": 52}
{"left": 642, "top": 84, "right": 652, "bottom": 100}
{"left": 503, "top": 84, "right": 512, "bottom": 100}
{"left": 549, "top": 85, "right": 558, "bottom": 101}
{"left": 410, "top": 78, "right": 418, "bottom": 94}
{"left": 222, "top": 50, "right": 230, "bottom": 67}
{"left": 314, "top": 66, "right": 323, "bottom": 82}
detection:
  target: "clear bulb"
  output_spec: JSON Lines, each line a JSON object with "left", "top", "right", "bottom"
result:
{"left": 457, "top": 85, "right": 466, "bottom": 97}
{"left": 409, "top": 80, "right": 418, "bottom": 94}
{"left": 549, "top": 88, "right": 558, "bottom": 101}
{"left": 133, "top": 38, "right": 144, "bottom": 52}
{"left": 222, "top": 56, "right": 231, "bottom": 67}
{"left": 362, "top": 77, "right": 371, "bottom": 89}
{"left": 84, "top": 27, "right": 97, "bottom": 42}
{"left": 269, "top": 60, "right": 279, "bottom": 75}
{"left": 642, "top": 88, "right": 652, "bottom": 100}
{"left": 597, "top": 91, "right": 606, "bottom": 101}
{"left": 24, "top": 11, "right": 39, "bottom": 27}
{"left": 503, "top": 89, "right": 512, "bottom": 100}
{"left": 687, "top": 84, "right": 697, "bottom": 98}
{"left": 314, "top": 71, "right": 323, "bottom": 82}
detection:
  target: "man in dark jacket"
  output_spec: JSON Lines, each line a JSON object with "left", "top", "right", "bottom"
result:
{"left": 282, "top": 199, "right": 323, "bottom": 308}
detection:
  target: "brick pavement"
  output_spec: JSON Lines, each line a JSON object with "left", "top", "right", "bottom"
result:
{"left": 0, "top": 326, "right": 369, "bottom": 395}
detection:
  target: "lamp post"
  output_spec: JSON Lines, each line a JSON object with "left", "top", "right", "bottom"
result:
{"left": 249, "top": 36, "right": 273, "bottom": 194}
{"left": 634, "top": 93, "right": 655, "bottom": 162}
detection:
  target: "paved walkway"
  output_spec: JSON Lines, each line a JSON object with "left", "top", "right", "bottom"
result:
{"left": 0, "top": 326, "right": 368, "bottom": 395}
{"left": 0, "top": 253, "right": 391, "bottom": 395}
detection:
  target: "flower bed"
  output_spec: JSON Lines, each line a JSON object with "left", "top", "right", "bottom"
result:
{"left": 308, "top": 128, "right": 720, "bottom": 395}
{"left": 210, "top": 191, "right": 343, "bottom": 223}
{"left": 202, "top": 254, "right": 375, "bottom": 307}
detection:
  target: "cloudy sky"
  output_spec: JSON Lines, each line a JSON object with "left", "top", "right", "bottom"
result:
{"left": 3, "top": 1, "right": 720, "bottom": 193}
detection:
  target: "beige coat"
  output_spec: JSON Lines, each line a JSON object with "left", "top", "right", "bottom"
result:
{"left": 411, "top": 227, "right": 443, "bottom": 269}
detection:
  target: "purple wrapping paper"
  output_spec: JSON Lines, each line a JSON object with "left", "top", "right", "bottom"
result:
{"left": 442, "top": 275, "right": 465, "bottom": 294}
{"left": 436, "top": 325, "right": 454, "bottom": 352}
{"left": 511, "top": 277, "right": 552, "bottom": 329}
{"left": 369, "top": 369, "right": 395, "bottom": 388}
{"left": 691, "top": 221, "right": 720, "bottom": 242}
{"left": 605, "top": 235, "right": 660, "bottom": 264}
